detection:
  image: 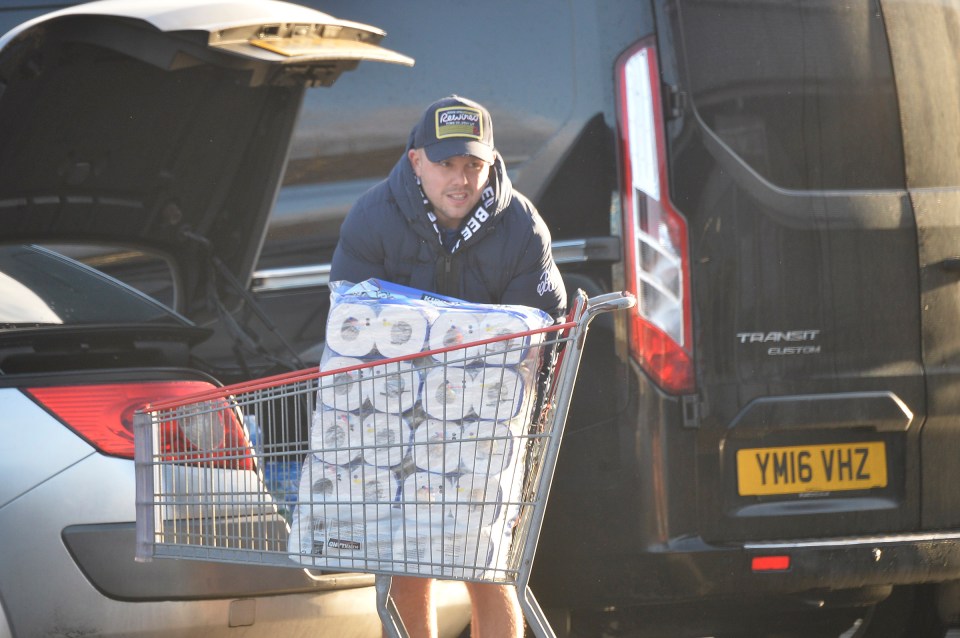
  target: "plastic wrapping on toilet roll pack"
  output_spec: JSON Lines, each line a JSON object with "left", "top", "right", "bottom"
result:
{"left": 291, "top": 279, "right": 555, "bottom": 571}
{"left": 287, "top": 457, "right": 398, "bottom": 569}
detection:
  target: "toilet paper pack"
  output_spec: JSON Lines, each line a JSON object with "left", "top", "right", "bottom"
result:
{"left": 302, "top": 280, "right": 555, "bottom": 573}
{"left": 327, "top": 278, "right": 553, "bottom": 369}
{"left": 294, "top": 456, "right": 397, "bottom": 522}
{"left": 288, "top": 506, "right": 397, "bottom": 570}
{"left": 325, "top": 297, "right": 431, "bottom": 360}
{"left": 430, "top": 309, "right": 547, "bottom": 366}
{"left": 288, "top": 457, "right": 400, "bottom": 569}
{"left": 391, "top": 524, "right": 497, "bottom": 578}
{"left": 421, "top": 366, "right": 526, "bottom": 422}
{"left": 318, "top": 357, "right": 421, "bottom": 414}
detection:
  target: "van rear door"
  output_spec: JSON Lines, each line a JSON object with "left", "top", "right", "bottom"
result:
{"left": 666, "top": 0, "right": 926, "bottom": 542}
{"left": 883, "top": 0, "right": 960, "bottom": 531}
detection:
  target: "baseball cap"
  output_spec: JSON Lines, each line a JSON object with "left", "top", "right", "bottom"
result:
{"left": 413, "top": 95, "right": 495, "bottom": 163}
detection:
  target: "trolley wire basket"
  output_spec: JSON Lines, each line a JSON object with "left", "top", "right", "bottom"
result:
{"left": 134, "top": 290, "right": 634, "bottom": 638}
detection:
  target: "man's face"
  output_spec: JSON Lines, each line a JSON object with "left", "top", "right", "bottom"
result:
{"left": 408, "top": 148, "right": 490, "bottom": 230}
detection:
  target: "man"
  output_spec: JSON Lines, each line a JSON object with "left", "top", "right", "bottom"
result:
{"left": 330, "top": 95, "right": 566, "bottom": 638}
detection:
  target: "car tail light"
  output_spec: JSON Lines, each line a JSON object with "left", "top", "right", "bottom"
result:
{"left": 25, "top": 381, "right": 253, "bottom": 470}
{"left": 616, "top": 40, "right": 695, "bottom": 394}
{"left": 156, "top": 398, "right": 254, "bottom": 470}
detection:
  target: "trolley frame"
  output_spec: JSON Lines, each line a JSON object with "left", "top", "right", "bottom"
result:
{"left": 134, "top": 290, "right": 634, "bottom": 638}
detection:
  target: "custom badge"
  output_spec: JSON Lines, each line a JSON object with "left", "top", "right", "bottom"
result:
{"left": 435, "top": 106, "right": 483, "bottom": 140}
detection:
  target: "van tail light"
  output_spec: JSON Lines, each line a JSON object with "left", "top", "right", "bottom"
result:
{"left": 616, "top": 40, "right": 695, "bottom": 394}
{"left": 24, "top": 381, "right": 253, "bottom": 470}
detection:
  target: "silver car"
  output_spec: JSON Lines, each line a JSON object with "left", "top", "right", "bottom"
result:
{"left": 0, "top": 2, "right": 469, "bottom": 636}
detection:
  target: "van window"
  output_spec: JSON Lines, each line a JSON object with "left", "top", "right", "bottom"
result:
{"left": 676, "top": 0, "right": 905, "bottom": 191}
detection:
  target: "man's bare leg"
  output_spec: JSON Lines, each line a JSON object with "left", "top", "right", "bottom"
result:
{"left": 384, "top": 576, "right": 436, "bottom": 638}
{"left": 465, "top": 582, "right": 523, "bottom": 638}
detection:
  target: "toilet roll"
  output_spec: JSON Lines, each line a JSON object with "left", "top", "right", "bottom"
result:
{"left": 410, "top": 420, "right": 463, "bottom": 474}
{"left": 310, "top": 409, "right": 362, "bottom": 466}
{"left": 429, "top": 312, "right": 485, "bottom": 363}
{"left": 298, "top": 456, "right": 398, "bottom": 522}
{"left": 477, "top": 311, "right": 543, "bottom": 365}
{"left": 459, "top": 420, "right": 515, "bottom": 475}
{"left": 367, "top": 360, "right": 420, "bottom": 414}
{"left": 296, "top": 456, "right": 353, "bottom": 521}
{"left": 421, "top": 366, "right": 473, "bottom": 420}
{"left": 319, "top": 356, "right": 370, "bottom": 411}
{"left": 325, "top": 302, "right": 377, "bottom": 357}
{"left": 401, "top": 471, "right": 448, "bottom": 526}
{"left": 375, "top": 304, "right": 429, "bottom": 358}
{"left": 447, "top": 472, "right": 502, "bottom": 530}
{"left": 469, "top": 366, "right": 525, "bottom": 421}
{"left": 341, "top": 463, "right": 400, "bottom": 522}
{"left": 360, "top": 412, "right": 411, "bottom": 468}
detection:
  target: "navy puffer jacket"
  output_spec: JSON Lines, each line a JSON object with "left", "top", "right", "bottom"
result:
{"left": 330, "top": 143, "right": 566, "bottom": 316}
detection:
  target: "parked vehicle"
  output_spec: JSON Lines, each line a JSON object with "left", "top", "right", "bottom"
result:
{"left": 240, "top": 2, "right": 960, "bottom": 637}
{"left": 10, "top": 0, "right": 960, "bottom": 637}
{"left": 0, "top": 3, "right": 470, "bottom": 637}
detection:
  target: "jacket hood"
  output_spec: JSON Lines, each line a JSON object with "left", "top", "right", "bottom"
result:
{"left": 0, "top": 0, "right": 411, "bottom": 321}
{"left": 389, "top": 127, "right": 514, "bottom": 245}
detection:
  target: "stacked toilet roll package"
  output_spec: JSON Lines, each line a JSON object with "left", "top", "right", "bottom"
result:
{"left": 288, "top": 280, "right": 553, "bottom": 578}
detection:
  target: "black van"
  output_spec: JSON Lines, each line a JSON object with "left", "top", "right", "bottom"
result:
{"left": 251, "top": 2, "right": 960, "bottom": 635}
{"left": 8, "top": 0, "right": 960, "bottom": 636}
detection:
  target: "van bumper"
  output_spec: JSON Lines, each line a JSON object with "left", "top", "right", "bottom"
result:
{"left": 563, "top": 531, "right": 960, "bottom": 608}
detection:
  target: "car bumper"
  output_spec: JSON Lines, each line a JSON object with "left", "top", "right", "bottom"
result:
{"left": 0, "top": 451, "right": 470, "bottom": 637}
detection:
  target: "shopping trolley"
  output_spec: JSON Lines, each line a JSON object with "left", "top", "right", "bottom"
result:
{"left": 134, "top": 289, "right": 635, "bottom": 638}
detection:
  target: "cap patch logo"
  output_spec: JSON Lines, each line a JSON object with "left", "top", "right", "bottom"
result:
{"left": 435, "top": 106, "right": 483, "bottom": 140}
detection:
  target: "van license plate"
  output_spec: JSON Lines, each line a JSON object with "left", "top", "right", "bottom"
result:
{"left": 736, "top": 442, "right": 887, "bottom": 496}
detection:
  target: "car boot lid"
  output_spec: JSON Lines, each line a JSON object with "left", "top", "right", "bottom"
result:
{"left": 0, "top": 0, "right": 415, "bottom": 69}
{"left": 0, "top": 0, "right": 412, "bottom": 320}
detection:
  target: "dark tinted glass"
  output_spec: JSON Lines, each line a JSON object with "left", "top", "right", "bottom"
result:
{"left": 677, "top": 0, "right": 905, "bottom": 190}
{"left": 0, "top": 245, "right": 186, "bottom": 326}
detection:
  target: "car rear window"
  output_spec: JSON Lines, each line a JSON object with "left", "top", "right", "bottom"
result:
{"left": 0, "top": 245, "right": 186, "bottom": 326}
{"left": 676, "top": 0, "right": 905, "bottom": 191}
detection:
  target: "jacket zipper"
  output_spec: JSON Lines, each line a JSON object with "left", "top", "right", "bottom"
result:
{"left": 435, "top": 252, "right": 459, "bottom": 298}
